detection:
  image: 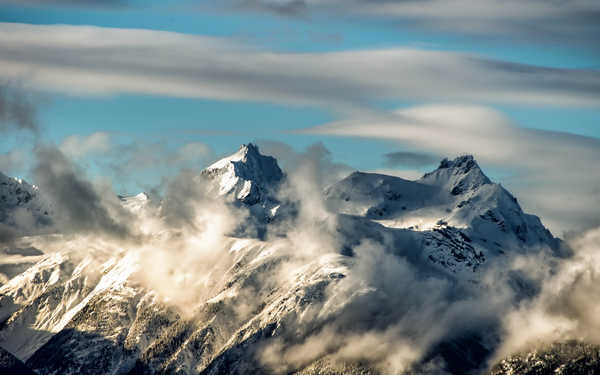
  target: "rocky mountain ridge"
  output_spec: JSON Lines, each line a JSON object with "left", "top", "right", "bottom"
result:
{"left": 0, "top": 144, "right": 569, "bottom": 374}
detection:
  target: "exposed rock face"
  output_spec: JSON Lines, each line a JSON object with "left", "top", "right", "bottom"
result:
{"left": 325, "top": 155, "right": 560, "bottom": 275}
{"left": 0, "top": 346, "right": 36, "bottom": 375}
{"left": 488, "top": 341, "right": 600, "bottom": 375}
{"left": 201, "top": 144, "right": 283, "bottom": 206}
{"left": 0, "top": 172, "right": 52, "bottom": 236}
{"left": 0, "top": 148, "right": 566, "bottom": 375}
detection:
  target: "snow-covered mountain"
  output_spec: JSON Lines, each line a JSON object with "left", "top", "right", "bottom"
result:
{"left": 325, "top": 155, "right": 559, "bottom": 274}
{"left": 0, "top": 172, "right": 52, "bottom": 235}
{"left": 202, "top": 143, "right": 283, "bottom": 206}
{"left": 0, "top": 144, "right": 566, "bottom": 374}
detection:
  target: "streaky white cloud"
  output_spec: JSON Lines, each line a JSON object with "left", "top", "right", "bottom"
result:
{"left": 225, "top": 0, "right": 600, "bottom": 45}
{"left": 0, "top": 23, "right": 598, "bottom": 114}
{"left": 303, "top": 104, "right": 600, "bottom": 234}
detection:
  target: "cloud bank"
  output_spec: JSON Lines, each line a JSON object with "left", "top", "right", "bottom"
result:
{"left": 222, "top": 0, "right": 600, "bottom": 46}
{"left": 0, "top": 23, "right": 598, "bottom": 115}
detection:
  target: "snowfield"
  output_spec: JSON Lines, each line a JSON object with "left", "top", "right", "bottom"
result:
{"left": 0, "top": 144, "right": 569, "bottom": 374}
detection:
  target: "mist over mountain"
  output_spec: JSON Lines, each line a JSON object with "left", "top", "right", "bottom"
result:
{"left": 0, "top": 143, "right": 596, "bottom": 374}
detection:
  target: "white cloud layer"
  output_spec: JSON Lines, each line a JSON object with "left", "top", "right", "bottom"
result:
{"left": 226, "top": 0, "right": 600, "bottom": 45}
{"left": 0, "top": 23, "right": 598, "bottom": 115}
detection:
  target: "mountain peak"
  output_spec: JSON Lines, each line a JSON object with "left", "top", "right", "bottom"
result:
{"left": 438, "top": 154, "right": 476, "bottom": 171}
{"left": 203, "top": 143, "right": 283, "bottom": 205}
{"left": 420, "top": 154, "right": 491, "bottom": 195}
{"left": 206, "top": 143, "right": 260, "bottom": 170}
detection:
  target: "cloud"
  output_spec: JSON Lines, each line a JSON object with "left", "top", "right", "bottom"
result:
{"left": 496, "top": 226, "right": 600, "bottom": 360}
{"left": 0, "top": 23, "right": 598, "bottom": 115}
{"left": 59, "top": 132, "right": 112, "bottom": 158}
{"left": 32, "top": 144, "right": 135, "bottom": 239}
{"left": 257, "top": 140, "right": 354, "bottom": 189}
{"left": 0, "top": 84, "right": 38, "bottom": 134}
{"left": 303, "top": 104, "right": 600, "bottom": 234}
{"left": 233, "top": 0, "right": 307, "bottom": 15}
{"left": 0, "top": 149, "right": 26, "bottom": 175}
{"left": 224, "top": 0, "right": 600, "bottom": 46}
{"left": 348, "top": 0, "right": 600, "bottom": 45}
{"left": 172, "top": 142, "right": 213, "bottom": 164}
{"left": 383, "top": 151, "right": 437, "bottom": 168}
{"left": 4, "top": 136, "right": 589, "bottom": 373}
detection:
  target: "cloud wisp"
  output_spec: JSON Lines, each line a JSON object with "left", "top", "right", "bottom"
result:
{"left": 0, "top": 23, "right": 598, "bottom": 115}
{"left": 383, "top": 151, "right": 438, "bottom": 168}
{"left": 0, "top": 83, "right": 38, "bottom": 134}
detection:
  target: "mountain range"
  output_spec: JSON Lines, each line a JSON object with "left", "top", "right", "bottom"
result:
{"left": 0, "top": 143, "right": 588, "bottom": 375}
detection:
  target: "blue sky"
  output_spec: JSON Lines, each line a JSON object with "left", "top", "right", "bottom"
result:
{"left": 0, "top": 0, "right": 599, "bottom": 232}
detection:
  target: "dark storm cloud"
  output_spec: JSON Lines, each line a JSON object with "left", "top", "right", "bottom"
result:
{"left": 32, "top": 145, "right": 134, "bottom": 239}
{"left": 383, "top": 151, "right": 437, "bottom": 168}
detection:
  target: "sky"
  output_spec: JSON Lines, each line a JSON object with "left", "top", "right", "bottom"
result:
{"left": 0, "top": 0, "right": 599, "bottom": 235}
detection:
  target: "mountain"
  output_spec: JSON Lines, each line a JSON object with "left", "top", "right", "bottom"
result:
{"left": 0, "top": 346, "right": 36, "bottom": 375}
{"left": 0, "top": 172, "right": 52, "bottom": 237}
{"left": 0, "top": 146, "right": 566, "bottom": 374}
{"left": 202, "top": 143, "right": 283, "bottom": 206}
{"left": 325, "top": 155, "right": 560, "bottom": 275}
{"left": 488, "top": 341, "right": 600, "bottom": 375}
{"left": 120, "top": 192, "right": 151, "bottom": 214}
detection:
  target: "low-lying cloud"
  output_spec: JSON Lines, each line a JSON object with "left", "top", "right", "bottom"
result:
{"left": 4, "top": 137, "right": 600, "bottom": 374}
{"left": 496, "top": 226, "right": 600, "bottom": 360}
{"left": 32, "top": 144, "right": 135, "bottom": 240}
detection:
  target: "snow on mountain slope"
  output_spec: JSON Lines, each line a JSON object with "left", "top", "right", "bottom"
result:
{"left": 0, "top": 147, "right": 565, "bottom": 374}
{"left": 202, "top": 144, "right": 283, "bottom": 206}
{"left": 0, "top": 246, "right": 43, "bottom": 285}
{"left": 0, "top": 172, "right": 52, "bottom": 235}
{"left": 0, "top": 235, "right": 356, "bottom": 375}
{"left": 0, "top": 243, "right": 139, "bottom": 360}
{"left": 325, "top": 155, "right": 560, "bottom": 274}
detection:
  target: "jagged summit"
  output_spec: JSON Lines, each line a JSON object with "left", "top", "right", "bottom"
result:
{"left": 202, "top": 143, "right": 283, "bottom": 205}
{"left": 325, "top": 153, "right": 559, "bottom": 269}
{"left": 0, "top": 145, "right": 567, "bottom": 375}
{"left": 439, "top": 154, "right": 477, "bottom": 170}
{"left": 420, "top": 154, "right": 491, "bottom": 196}
{"left": 206, "top": 143, "right": 261, "bottom": 170}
